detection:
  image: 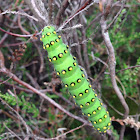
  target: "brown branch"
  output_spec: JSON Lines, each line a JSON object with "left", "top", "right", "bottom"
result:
{"left": 104, "top": 0, "right": 112, "bottom": 18}
{"left": 33, "top": 42, "right": 44, "bottom": 73}
{"left": 0, "top": 15, "right": 18, "bottom": 46}
{"left": 48, "top": 0, "right": 54, "bottom": 24}
{"left": 18, "top": 14, "right": 30, "bottom": 35}
{"left": 0, "top": 79, "right": 34, "bottom": 93}
{"left": 80, "top": 26, "right": 91, "bottom": 76}
{"left": 0, "top": 97, "right": 32, "bottom": 135}
{"left": 0, "top": 27, "right": 38, "bottom": 38}
{"left": 71, "top": 22, "right": 84, "bottom": 67}
{"left": 58, "top": 0, "right": 95, "bottom": 31}
{"left": 116, "top": 65, "right": 140, "bottom": 74}
{"left": 3, "top": 123, "right": 22, "bottom": 140}
{"left": 100, "top": 15, "right": 129, "bottom": 140}
{"left": 0, "top": 68, "right": 90, "bottom": 126}
{"left": 2, "top": 42, "right": 26, "bottom": 47}
{"left": 24, "top": 0, "right": 48, "bottom": 27}
{"left": 100, "top": 15, "right": 129, "bottom": 118}
{"left": 25, "top": 72, "right": 41, "bottom": 89}
{"left": 0, "top": 49, "right": 89, "bottom": 125}
{"left": 55, "top": 0, "right": 69, "bottom": 26}
{"left": 51, "top": 124, "right": 86, "bottom": 140}
{"left": 106, "top": 0, "right": 126, "bottom": 31}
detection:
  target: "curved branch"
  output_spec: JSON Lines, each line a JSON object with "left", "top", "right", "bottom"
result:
{"left": 24, "top": 0, "right": 48, "bottom": 27}
{"left": 100, "top": 16, "right": 129, "bottom": 118}
{"left": 55, "top": 0, "right": 69, "bottom": 26}
{"left": 0, "top": 67, "right": 90, "bottom": 126}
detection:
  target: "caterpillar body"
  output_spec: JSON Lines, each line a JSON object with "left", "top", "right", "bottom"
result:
{"left": 40, "top": 26, "right": 111, "bottom": 133}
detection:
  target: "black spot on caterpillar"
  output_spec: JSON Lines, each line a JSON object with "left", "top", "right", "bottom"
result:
{"left": 40, "top": 26, "right": 111, "bottom": 133}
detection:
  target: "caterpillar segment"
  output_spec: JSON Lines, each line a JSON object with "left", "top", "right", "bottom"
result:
{"left": 40, "top": 26, "right": 111, "bottom": 133}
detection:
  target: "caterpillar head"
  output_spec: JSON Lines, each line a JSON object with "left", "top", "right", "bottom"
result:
{"left": 40, "top": 26, "right": 62, "bottom": 51}
{"left": 41, "top": 26, "right": 55, "bottom": 34}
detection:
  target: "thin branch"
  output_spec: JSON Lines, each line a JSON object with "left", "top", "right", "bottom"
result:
{"left": 0, "top": 98, "right": 32, "bottom": 135}
{"left": 48, "top": 0, "right": 54, "bottom": 24}
{"left": 0, "top": 10, "right": 38, "bottom": 21}
{"left": 91, "top": 51, "right": 108, "bottom": 68}
{"left": 0, "top": 27, "right": 41, "bottom": 38}
{"left": 116, "top": 65, "right": 140, "bottom": 74}
{"left": 100, "top": 15, "right": 129, "bottom": 119}
{"left": 106, "top": 0, "right": 126, "bottom": 31}
{"left": 55, "top": 0, "right": 69, "bottom": 26}
{"left": 24, "top": 0, "right": 48, "bottom": 26}
{"left": 0, "top": 68, "right": 90, "bottom": 126}
{"left": 58, "top": 1, "right": 95, "bottom": 31}
{"left": 100, "top": 14, "right": 129, "bottom": 140}
{"left": 3, "top": 123, "right": 22, "bottom": 140}
{"left": 50, "top": 124, "right": 86, "bottom": 140}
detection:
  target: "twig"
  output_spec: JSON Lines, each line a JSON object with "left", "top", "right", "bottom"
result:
{"left": 103, "top": 96, "right": 124, "bottom": 117}
{"left": 106, "top": 0, "right": 126, "bottom": 31}
{"left": 0, "top": 10, "right": 38, "bottom": 21}
{"left": 33, "top": 41, "right": 44, "bottom": 73}
{"left": 0, "top": 15, "right": 18, "bottom": 46}
{"left": 18, "top": 14, "right": 30, "bottom": 35}
{"left": 0, "top": 27, "right": 41, "bottom": 37}
{"left": 80, "top": 17, "right": 91, "bottom": 76}
{"left": 100, "top": 13, "right": 129, "bottom": 140}
{"left": 100, "top": 15, "right": 129, "bottom": 118}
{"left": 25, "top": 72, "right": 41, "bottom": 89}
{"left": 91, "top": 51, "right": 108, "bottom": 68}
{"left": 116, "top": 65, "right": 140, "bottom": 74}
{"left": 0, "top": 79, "right": 33, "bottom": 93}
{"left": 71, "top": 22, "right": 84, "bottom": 67}
{"left": 24, "top": 0, "right": 48, "bottom": 26}
{"left": 2, "top": 42, "right": 26, "bottom": 47}
{"left": 59, "top": 24, "right": 83, "bottom": 32}
{"left": 48, "top": 0, "right": 54, "bottom": 24}
{"left": 58, "top": 1, "right": 95, "bottom": 31}
{"left": 3, "top": 123, "right": 22, "bottom": 140}
{"left": 0, "top": 68, "right": 90, "bottom": 126}
{"left": 0, "top": 97, "right": 32, "bottom": 135}
{"left": 55, "top": 0, "right": 69, "bottom": 26}
{"left": 50, "top": 123, "right": 86, "bottom": 140}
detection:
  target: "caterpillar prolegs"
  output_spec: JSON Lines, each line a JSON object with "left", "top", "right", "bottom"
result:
{"left": 40, "top": 26, "right": 111, "bottom": 133}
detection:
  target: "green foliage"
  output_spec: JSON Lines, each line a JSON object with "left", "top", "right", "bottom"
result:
{"left": 0, "top": 92, "right": 39, "bottom": 118}
{"left": 109, "top": 8, "right": 140, "bottom": 65}
{"left": 118, "top": 57, "right": 140, "bottom": 96}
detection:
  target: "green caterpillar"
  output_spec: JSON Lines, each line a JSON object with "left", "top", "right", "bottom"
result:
{"left": 40, "top": 26, "right": 111, "bottom": 133}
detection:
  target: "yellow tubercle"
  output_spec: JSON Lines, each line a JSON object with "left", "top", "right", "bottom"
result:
{"left": 46, "top": 44, "right": 49, "bottom": 48}
{"left": 99, "top": 119, "right": 102, "bottom": 122}
{"left": 87, "top": 114, "right": 91, "bottom": 116}
{"left": 42, "top": 35, "right": 45, "bottom": 38}
{"left": 51, "top": 41, "right": 55, "bottom": 45}
{"left": 73, "top": 95, "right": 76, "bottom": 98}
{"left": 53, "top": 57, "right": 57, "bottom": 61}
{"left": 86, "top": 102, "right": 90, "bottom": 106}
{"left": 103, "top": 127, "right": 107, "bottom": 130}
{"left": 98, "top": 107, "right": 101, "bottom": 110}
{"left": 80, "top": 105, "right": 83, "bottom": 108}
{"left": 47, "top": 33, "right": 51, "bottom": 36}
{"left": 53, "top": 31, "right": 56, "bottom": 34}
{"left": 92, "top": 111, "right": 96, "bottom": 114}
{"left": 65, "top": 84, "right": 68, "bottom": 87}
{"left": 62, "top": 71, "right": 66, "bottom": 74}
{"left": 94, "top": 121, "right": 97, "bottom": 124}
